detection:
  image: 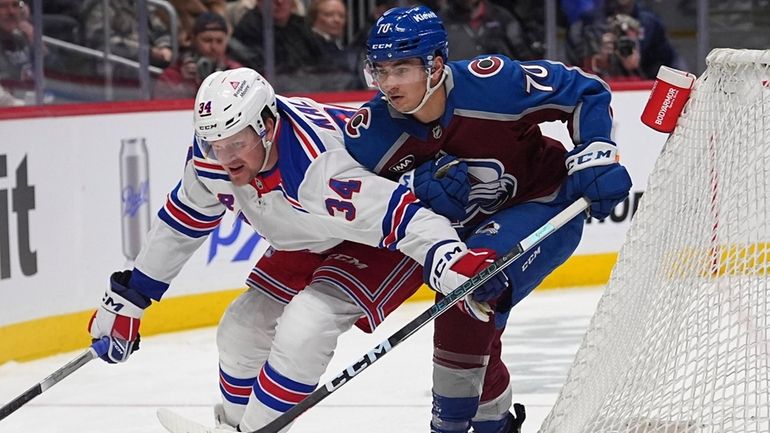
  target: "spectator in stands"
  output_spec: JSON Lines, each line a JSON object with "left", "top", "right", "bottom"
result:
{"left": 0, "top": 0, "right": 34, "bottom": 103}
{"left": 349, "top": 0, "right": 397, "bottom": 51}
{"left": 605, "top": 0, "right": 685, "bottom": 78}
{"left": 229, "top": 0, "right": 322, "bottom": 76}
{"left": 308, "top": 0, "right": 345, "bottom": 54}
{"left": 581, "top": 13, "right": 645, "bottom": 81}
{"left": 560, "top": 0, "right": 599, "bottom": 25}
{"left": 308, "top": 0, "right": 352, "bottom": 72}
{"left": 154, "top": 12, "right": 241, "bottom": 99}
{"left": 80, "top": 0, "right": 173, "bottom": 77}
{"left": 488, "top": 0, "right": 547, "bottom": 58}
{"left": 41, "top": 0, "right": 81, "bottom": 43}
{"left": 225, "top": 0, "right": 256, "bottom": 30}
{"left": 440, "top": 0, "right": 542, "bottom": 61}
{"left": 167, "top": 0, "right": 227, "bottom": 50}
{"left": 348, "top": 0, "right": 397, "bottom": 89}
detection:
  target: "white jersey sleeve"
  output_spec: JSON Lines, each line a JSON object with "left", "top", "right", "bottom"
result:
{"left": 132, "top": 157, "right": 226, "bottom": 300}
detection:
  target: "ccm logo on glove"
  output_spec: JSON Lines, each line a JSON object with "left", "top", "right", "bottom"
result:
{"left": 429, "top": 243, "right": 465, "bottom": 290}
{"left": 565, "top": 142, "right": 618, "bottom": 174}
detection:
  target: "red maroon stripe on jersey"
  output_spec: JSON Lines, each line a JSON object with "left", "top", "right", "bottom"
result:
{"left": 382, "top": 192, "right": 418, "bottom": 248}
{"left": 193, "top": 159, "right": 225, "bottom": 171}
{"left": 247, "top": 270, "right": 296, "bottom": 303}
{"left": 291, "top": 120, "right": 320, "bottom": 160}
{"left": 164, "top": 199, "right": 221, "bottom": 230}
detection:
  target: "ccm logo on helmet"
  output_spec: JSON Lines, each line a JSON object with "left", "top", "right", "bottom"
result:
{"left": 199, "top": 123, "right": 217, "bottom": 130}
{"left": 345, "top": 107, "right": 371, "bottom": 138}
{"left": 468, "top": 56, "right": 504, "bottom": 78}
{"left": 371, "top": 43, "right": 392, "bottom": 49}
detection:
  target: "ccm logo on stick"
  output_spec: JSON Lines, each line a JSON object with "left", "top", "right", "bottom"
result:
{"left": 326, "top": 341, "right": 393, "bottom": 390}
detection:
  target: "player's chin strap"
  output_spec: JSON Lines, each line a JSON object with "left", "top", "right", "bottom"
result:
{"left": 258, "top": 114, "right": 280, "bottom": 173}
{"left": 398, "top": 66, "right": 448, "bottom": 115}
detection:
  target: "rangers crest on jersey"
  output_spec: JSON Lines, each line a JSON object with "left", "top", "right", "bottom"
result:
{"left": 468, "top": 56, "right": 505, "bottom": 78}
{"left": 345, "top": 107, "right": 371, "bottom": 138}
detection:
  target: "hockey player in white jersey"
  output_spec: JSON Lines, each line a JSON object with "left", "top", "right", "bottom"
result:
{"left": 86, "top": 68, "right": 509, "bottom": 432}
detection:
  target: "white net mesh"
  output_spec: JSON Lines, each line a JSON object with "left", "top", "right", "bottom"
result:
{"left": 538, "top": 49, "right": 770, "bottom": 433}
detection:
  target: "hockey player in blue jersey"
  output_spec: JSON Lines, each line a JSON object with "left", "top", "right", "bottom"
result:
{"left": 344, "top": 6, "right": 633, "bottom": 433}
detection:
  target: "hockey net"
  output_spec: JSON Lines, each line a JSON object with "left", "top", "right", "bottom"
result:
{"left": 538, "top": 48, "right": 770, "bottom": 433}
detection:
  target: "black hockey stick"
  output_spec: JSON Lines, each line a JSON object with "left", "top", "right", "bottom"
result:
{"left": 157, "top": 197, "right": 590, "bottom": 433}
{"left": 247, "top": 197, "right": 590, "bottom": 433}
{"left": 0, "top": 337, "right": 110, "bottom": 421}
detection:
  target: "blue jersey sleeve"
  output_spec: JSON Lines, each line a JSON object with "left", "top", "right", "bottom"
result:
{"left": 343, "top": 98, "right": 404, "bottom": 172}
{"left": 451, "top": 57, "right": 613, "bottom": 146}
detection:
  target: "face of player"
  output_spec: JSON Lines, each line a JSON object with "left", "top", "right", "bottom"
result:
{"left": 209, "top": 126, "right": 267, "bottom": 186}
{"left": 193, "top": 30, "right": 227, "bottom": 61}
{"left": 371, "top": 58, "right": 431, "bottom": 113}
{"left": 314, "top": 0, "right": 346, "bottom": 38}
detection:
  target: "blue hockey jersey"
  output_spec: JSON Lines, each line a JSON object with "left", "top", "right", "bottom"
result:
{"left": 344, "top": 55, "right": 613, "bottom": 226}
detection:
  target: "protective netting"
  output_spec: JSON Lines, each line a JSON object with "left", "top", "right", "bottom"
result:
{"left": 538, "top": 49, "right": 770, "bottom": 433}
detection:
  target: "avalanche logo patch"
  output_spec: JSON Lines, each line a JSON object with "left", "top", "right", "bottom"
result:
{"left": 388, "top": 155, "right": 415, "bottom": 173}
{"left": 468, "top": 56, "right": 504, "bottom": 78}
{"left": 345, "top": 107, "right": 371, "bottom": 138}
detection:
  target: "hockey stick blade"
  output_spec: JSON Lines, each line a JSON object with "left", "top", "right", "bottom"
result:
{"left": 0, "top": 337, "right": 110, "bottom": 422}
{"left": 157, "top": 408, "right": 233, "bottom": 433}
{"left": 158, "top": 197, "right": 590, "bottom": 433}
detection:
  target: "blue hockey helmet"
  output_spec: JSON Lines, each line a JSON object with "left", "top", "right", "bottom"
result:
{"left": 366, "top": 6, "right": 448, "bottom": 66}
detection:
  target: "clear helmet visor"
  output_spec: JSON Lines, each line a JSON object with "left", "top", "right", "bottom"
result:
{"left": 198, "top": 131, "right": 263, "bottom": 163}
{"left": 364, "top": 60, "right": 431, "bottom": 91}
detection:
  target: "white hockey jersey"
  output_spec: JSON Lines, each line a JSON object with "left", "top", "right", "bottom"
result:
{"left": 131, "top": 96, "right": 462, "bottom": 300}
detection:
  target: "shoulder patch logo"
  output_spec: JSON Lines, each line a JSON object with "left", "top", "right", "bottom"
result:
{"left": 389, "top": 155, "right": 415, "bottom": 173}
{"left": 468, "top": 56, "right": 504, "bottom": 78}
{"left": 345, "top": 107, "right": 371, "bottom": 138}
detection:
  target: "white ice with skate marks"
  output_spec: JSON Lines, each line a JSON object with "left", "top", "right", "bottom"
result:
{"left": 0, "top": 287, "right": 602, "bottom": 433}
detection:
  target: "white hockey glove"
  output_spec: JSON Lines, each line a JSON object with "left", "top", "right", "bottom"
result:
{"left": 425, "top": 242, "right": 510, "bottom": 322}
{"left": 88, "top": 270, "right": 151, "bottom": 363}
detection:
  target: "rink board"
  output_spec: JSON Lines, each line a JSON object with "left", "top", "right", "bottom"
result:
{"left": 0, "top": 84, "right": 664, "bottom": 362}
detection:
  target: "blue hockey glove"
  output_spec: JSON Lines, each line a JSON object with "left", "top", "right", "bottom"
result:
{"left": 409, "top": 154, "right": 470, "bottom": 221}
{"left": 565, "top": 141, "right": 632, "bottom": 220}
{"left": 425, "top": 242, "right": 510, "bottom": 322}
{"left": 88, "top": 270, "right": 151, "bottom": 363}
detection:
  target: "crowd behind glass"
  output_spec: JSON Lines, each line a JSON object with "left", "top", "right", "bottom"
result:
{"left": 0, "top": 0, "right": 768, "bottom": 107}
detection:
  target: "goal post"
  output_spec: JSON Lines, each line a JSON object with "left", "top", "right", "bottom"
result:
{"left": 538, "top": 49, "right": 770, "bottom": 433}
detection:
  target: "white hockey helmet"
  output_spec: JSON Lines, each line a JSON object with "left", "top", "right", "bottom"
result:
{"left": 193, "top": 68, "right": 278, "bottom": 147}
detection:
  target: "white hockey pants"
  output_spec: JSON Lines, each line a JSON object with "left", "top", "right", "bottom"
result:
{"left": 217, "top": 283, "right": 362, "bottom": 432}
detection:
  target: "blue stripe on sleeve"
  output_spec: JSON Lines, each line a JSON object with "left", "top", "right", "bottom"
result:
{"left": 168, "top": 183, "right": 224, "bottom": 222}
{"left": 129, "top": 267, "right": 170, "bottom": 301}
{"left": 157, "top": 207, "right": 213, "bottom": 238}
